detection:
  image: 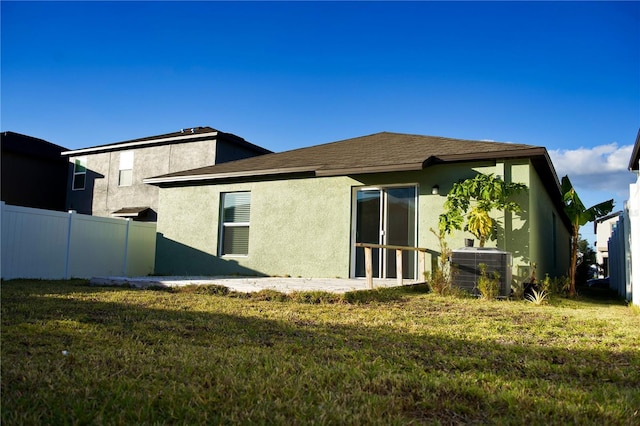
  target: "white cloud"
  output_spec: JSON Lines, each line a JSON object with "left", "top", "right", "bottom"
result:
{"left": 548, "top": 143, "right": 635, "bottom": 198}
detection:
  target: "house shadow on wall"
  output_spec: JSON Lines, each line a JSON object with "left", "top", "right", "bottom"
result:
{"left": 501, "top": 209, "right": 531, "bottom": 288}
{"left": 67, "top": 169, "right": 104, "bottom": 215}
{"left": 154, "top": 233, "right": 266, "bottom": 277}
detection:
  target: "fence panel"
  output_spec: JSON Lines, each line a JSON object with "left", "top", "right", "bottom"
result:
{"left": 1, "top": 202, "right": 156, "bottom": 280}
{"left": 1, "top": 204, "right": 70, "bottom": 279}
{"left": 125, "top": 221, "right": 156, "bottom": 276}
{"left": 67, "top": 214, "right": 129, "bottom": 278}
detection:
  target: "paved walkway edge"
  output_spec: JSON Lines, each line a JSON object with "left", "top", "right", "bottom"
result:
{"left": 89, "top": 276, "right": 425, "bottom": 294}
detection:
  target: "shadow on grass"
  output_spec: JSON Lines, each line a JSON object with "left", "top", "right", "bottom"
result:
{"left": 575, "top": 284, "right": 627, "bottom": 306}
{"left": 1, "top": 280, "right": 638, "bottom": 424}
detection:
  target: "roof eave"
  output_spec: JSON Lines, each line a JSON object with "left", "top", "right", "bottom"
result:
{"left": 61, "top": 131, "right": 219, "bottom": 156}
{"left": 143, "top": 166, "right": 318, "bottom": 185}
{"left": 436, "top": 147, "right": 548, "bottom": 163}
{"left": 316, "top": 162, "right": 424, "bottom": 177}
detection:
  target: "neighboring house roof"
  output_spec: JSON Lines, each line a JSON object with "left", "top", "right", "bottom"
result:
{"left": 629, "top": 128, "right": 640, "bottom": 171}
{"left": 1, "top": 131, "right": 68, "bottom": 157}
{"left": 144, "top": 131, "right": 556, "bottom": 185}
{"left": 61, "top": 126, "right": 271, "bottom": 156}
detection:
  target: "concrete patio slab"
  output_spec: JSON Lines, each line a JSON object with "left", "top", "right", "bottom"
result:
{"left": 90, "top": 276, "right": 422, "bottom": 294}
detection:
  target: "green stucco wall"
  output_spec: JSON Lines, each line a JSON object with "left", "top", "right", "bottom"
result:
{"left": 527, "top": 166, "right": 571, "bottom": 280}
{"left": 155, "top": 176, "right": 356, "bottom": 277}
{"left": 154, "top": 160, "right": 568, "bottom": 281}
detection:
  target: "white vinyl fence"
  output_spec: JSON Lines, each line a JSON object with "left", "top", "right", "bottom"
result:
{"left": 1, "top": 202, "right": 156, "bottom": 280}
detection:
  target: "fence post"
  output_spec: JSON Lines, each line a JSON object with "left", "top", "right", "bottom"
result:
{"left": 64, "top": 210, "right": 76, "bottom": 279}
{"left": 396, "top": 249, "right": 403, "bottom": 286}
{"left": 122, "top": 219, "right": 131, "bottom": 276}
{"left": 418, "top": 251, "right": 425, "bottom": 282}
{"left": 364, "top": 246, "right": 373, "bottom": 289}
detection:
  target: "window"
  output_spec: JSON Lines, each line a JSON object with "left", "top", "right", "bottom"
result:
{"left": 118, "top": 151, "right": 134, "bottom": 187}
{"left": 72, "top": 157, "right": 87, "bottom": 190}
{"left": 220, "top": 192, "right": 251, "bottom": 256}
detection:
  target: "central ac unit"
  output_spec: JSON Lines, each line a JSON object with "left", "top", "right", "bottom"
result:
{"left": 451, "top": 247, "right": 512, "bottom": 297}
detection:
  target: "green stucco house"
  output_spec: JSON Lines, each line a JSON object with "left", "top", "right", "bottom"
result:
{"left": 145, "top": 132, "right": 571, "bottom": 285}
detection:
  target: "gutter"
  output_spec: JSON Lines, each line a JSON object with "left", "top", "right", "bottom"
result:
{"left": 61, "top": 131, "right": 218, "bottom": 156}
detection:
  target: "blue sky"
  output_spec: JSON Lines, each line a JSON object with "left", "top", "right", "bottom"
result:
{"left": 2, "top": 1, "right": 639, "bottom": 243}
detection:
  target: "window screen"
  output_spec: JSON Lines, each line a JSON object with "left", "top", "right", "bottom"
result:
{"left": 118, "top": 151, "right": 134, "bottom": 187}
{"left": 220, "top": 192, "right": 251, "bottom": 255}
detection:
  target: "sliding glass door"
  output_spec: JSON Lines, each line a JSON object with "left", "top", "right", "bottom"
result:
{"left": 353, "top": 186, "right": 417, "bottom": 279}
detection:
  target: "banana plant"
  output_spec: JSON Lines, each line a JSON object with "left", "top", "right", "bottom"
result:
{"left": 561, "top": 175, "right": 614, "bottom": 297}
{"left": 439, "top": 173, "right": 527, "bottom": 247}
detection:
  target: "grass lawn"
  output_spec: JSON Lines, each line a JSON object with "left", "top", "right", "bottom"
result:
{"left": 1, "top": 280, "right": 639, "bottom": 425}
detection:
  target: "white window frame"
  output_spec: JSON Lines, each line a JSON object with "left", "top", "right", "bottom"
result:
{"left": 118, "top": 151, "right": 134, "bottom": 187}
{"left": 219, "top": 191, "right": 251, "bottom": 257}
{"left": 72, "top": 156, "right": 87, "bottom": 191}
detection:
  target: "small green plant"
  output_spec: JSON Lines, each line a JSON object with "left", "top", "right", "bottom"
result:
{"left": 477, "top": 263, "right": 500, "bottom": 300}
{"left": 535, "top": 273, "right": 571, "bottom": 297}
{"left": 526, "top": 288, "right": 549, "bottom": 305}
{"left": 552, "top": 275, "right": 571, "bottom": 296}
{"left": 540, "top": 273, "right": 553, "bottom": 299}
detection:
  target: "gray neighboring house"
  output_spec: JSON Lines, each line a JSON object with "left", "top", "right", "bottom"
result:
{"left": 62, "top": 126, "right": 271, "bottom": 221}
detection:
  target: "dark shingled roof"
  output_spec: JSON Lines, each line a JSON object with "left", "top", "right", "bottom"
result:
{"left": 112, "top": 206, "right": 152, "bottom": 217}
{"left": 144, "top": 132, "right": 549, "bottom": 184}
{"left": 62, "top": 126, "right": 271, "bottom": 156}
{"left": 1, "top": 131, "right": 68, "bottom": 158}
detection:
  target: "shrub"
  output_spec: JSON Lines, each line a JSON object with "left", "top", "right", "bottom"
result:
{"left": 428, "top": 267, "right": 453, "bottom": 296}
{"left": 428, "top": 228, "right": 454, "bottom": 296}
{"left": 477, "top": 263, "right": 500, "bottom": 300}
{"left": 535, "top": 274, "right": 571, "bottom": 297}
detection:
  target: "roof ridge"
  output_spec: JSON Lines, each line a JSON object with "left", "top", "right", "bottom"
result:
{"left": 145, "top": 131, "right": 546, "bottom": 184}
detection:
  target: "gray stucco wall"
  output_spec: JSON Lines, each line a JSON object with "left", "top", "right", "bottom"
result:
{"left": 66, "top": 137, "right": 266, "bottom": 221}
{"left": 154, "top": 160, "right": 553, "bottom": 280}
